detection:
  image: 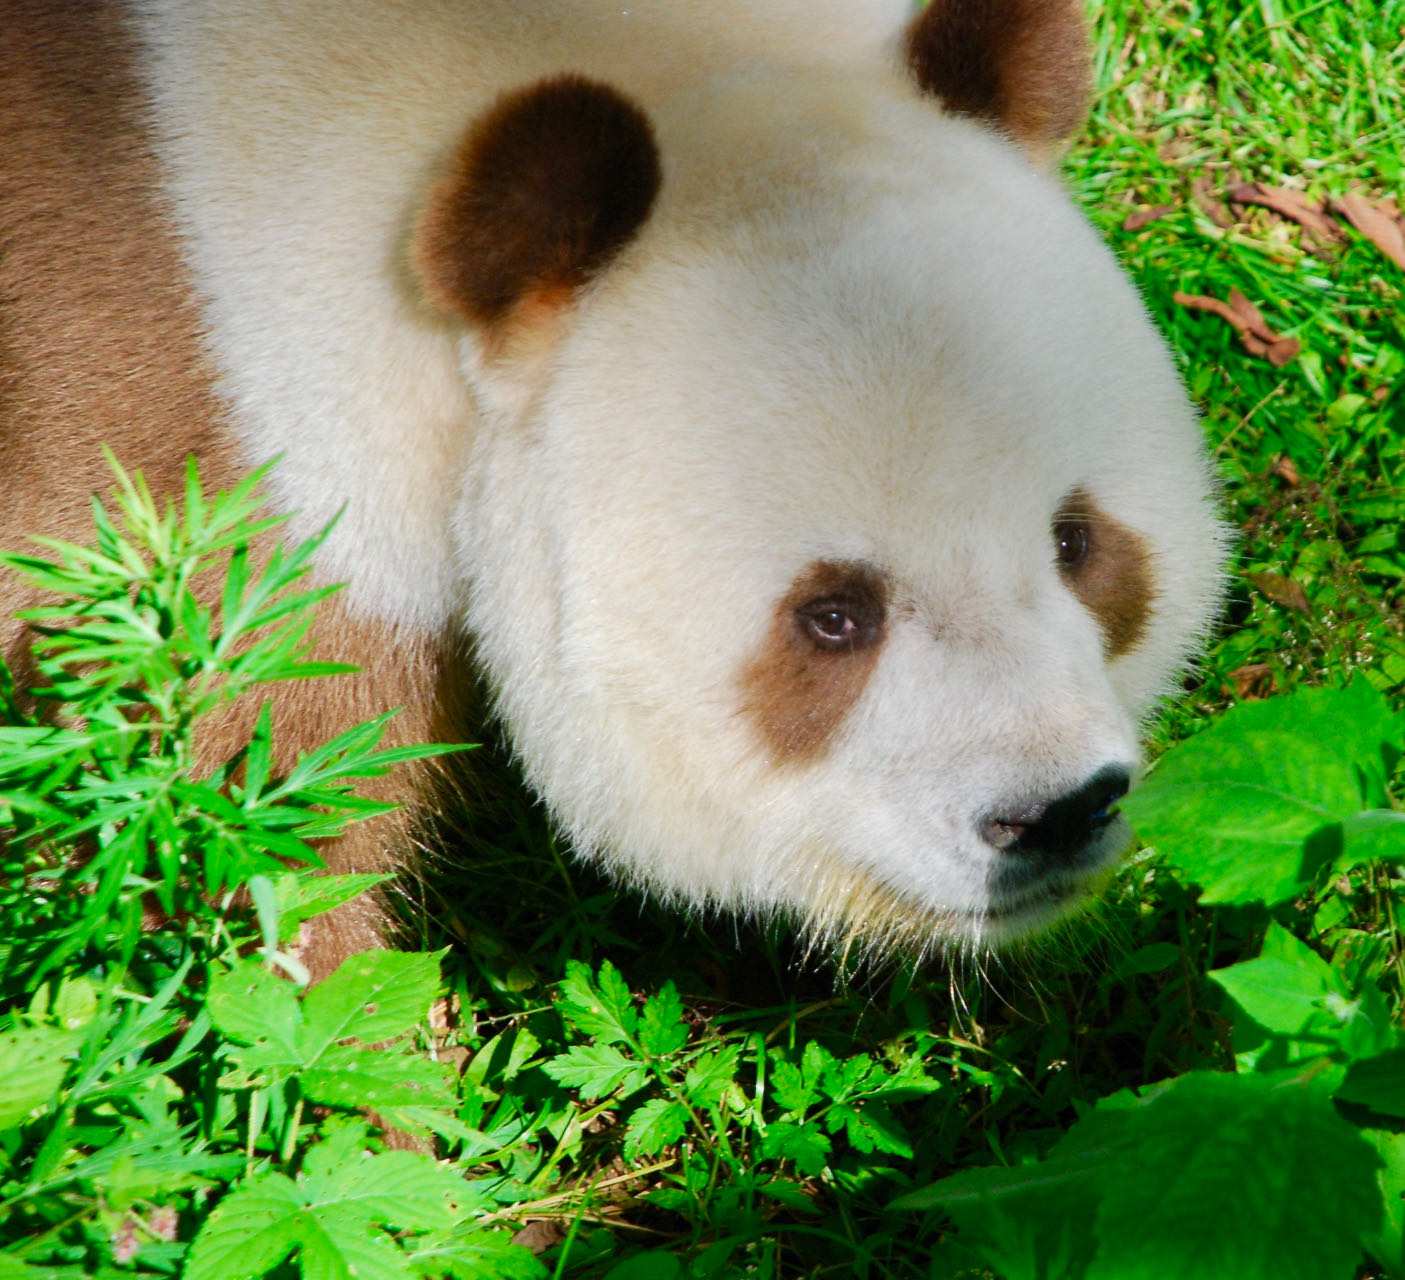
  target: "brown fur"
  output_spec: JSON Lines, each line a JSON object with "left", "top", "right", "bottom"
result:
{"left": 412, "top": 75, "right": 661, "bottom": 331}
{"left": 1055, "top": 489, "right": 1156, "bottom": 658}
{"left": 739, "top": 561, "right": 888, "bottom": 761}
{"left": 904, "top": 0, "right": 1091, "bottom": 151}
{"left": 0, "top": 0, "right": 460, "bottom": 980}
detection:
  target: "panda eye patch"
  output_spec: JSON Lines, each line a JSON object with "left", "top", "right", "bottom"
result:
{"left": 1051, "top": 488, "right": 1157, "bottom": 657}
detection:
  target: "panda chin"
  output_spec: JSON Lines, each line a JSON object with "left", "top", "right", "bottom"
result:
{"left": 976, "top": 823, "right": 1130, "bottom": 944}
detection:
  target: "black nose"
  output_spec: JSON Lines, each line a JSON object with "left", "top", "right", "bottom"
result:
{"left": 981, "top": 765, "right": 1131, "bottom": 860}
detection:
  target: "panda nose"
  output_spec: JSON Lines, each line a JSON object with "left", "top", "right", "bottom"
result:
{"left": 981, "top": 765, "right": 1132, "bottom": 859}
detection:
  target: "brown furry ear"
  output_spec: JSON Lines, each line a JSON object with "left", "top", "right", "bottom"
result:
{"left": 904, "top": 0, "right": 1092, "bottom": 152}
{"left": 412, "top": 76, "right": 661, "bottom": 328}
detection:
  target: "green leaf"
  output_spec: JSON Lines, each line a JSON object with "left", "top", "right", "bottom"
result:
{"left": 836, "top": 1100, "right": 912, "bottom": 1158}
{"left": 753, "top": 1179, "right": 819, "bottom": 1213}
{"left": 409, "top": 1227, "right": 548, "bottom": 1280}
{"left": 0, "top": 1026, "right": 80, "bottom": 1128}
{"left": 622, "top": 1097, "right": 689, "bottom": 1160}
{"left": 299, "top": 1126, "right": 463, "bottom": 1232}
{"left": 767, "top": 1059, "right": 814, "bottom": 1114}
{"left": 557, "top": 960, "right": 636, "bottom": 1044}
{"left": 1122, "top": 682, "right": 1402, "bottom": 905}
{"left": 300, "top": 1049, "right": 457, "bottom": 1113}
{"left": 183, "top": 1172, "right": 306, "bottom": 1280}
{"left": 300, "top": 949, "right": 443, "bottom": 1051}
{"left": 889, "top": 1154, "right": 1100, "bottom": 1280}
{"left": 683, "top": 1043, "right": 741, "bottom": 1110}
{"left": 1339, "top": 1049, "right": 1405, "bottom": 1118}
{"left": 539, "top": 1043, "right": 649, "bottom": 1099}
{"left": 1340, "top": 809, "right": 1405, "bottom": 873}
{"left": 187, "top": 1127, "right": 463, "bottom": 1280}
{"left": 636, "top": 982, "right": 688, "bottom": 1058}
{"left": 760, "top": 1121, "right": 831, "bottom": 1176}
{"left": 1359, "top": 1128, "right": 1405, "bottom": 1278}
{"left": 1208, "top": 924, "right": 1341, "bottom": 1042}
{"left": 1074, "top": 1069, "right": 1383, "bottom": 1280}
{"left": 272, "top": 872, "right": 393, "bottom": 941}
{"left": 208, "top": 959, "right": 305, "bottom": 1065}
{"left": 1112, "top": 941, "right": 1184, "bottom": 979}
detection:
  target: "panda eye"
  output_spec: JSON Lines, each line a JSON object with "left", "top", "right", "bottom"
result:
{"left": 796, "top": 595, "right": 884, "bottom": 652}
{"left": 1054, "top": 517, "right": 1091, "bottom": 573}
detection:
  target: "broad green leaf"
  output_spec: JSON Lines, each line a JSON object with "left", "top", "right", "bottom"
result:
{"left": 300, "top": 1131, "right": 463, "bottom": 1232}
{"left": 1339, "top": 1049, "right": 1405, "bottom": 1119}
{"left": 1122, "top": 733, "right": 1349, "bottom": 904}
{"left": 409, "top": 1227, "right": 548, "bottom": 1280}
{"left": 0, "top": 1259, "right": 82, "bottom": 1279}
{"left": 1122, "top": 682, "right": 1401, "bottom": 905}
{"left": 208, "top": 959, "right": 304, "bottom": 1065}
{"left": 1340, "top": 809, "right": 1405, "bottom": 873}
{"left": 188, "top": 1128, "right": 462, "bottom": 1280}
{"left": 287, "top": 1215, "right": 413, "bottom": 1280}
{"left": 184, "top": 1172, "right": 306, "bottom": 1280}
{"left": 1359, "top": 1128, "right": 1405, "bottom": 1278}
{"left": 1208, "top": 925, "right": 1340, "bottom": 1041}
{"left": 539, "top": 1043, "right": 648, "bottom": 1099}
{"left": 889, "top": 1153, "right": 1100, "bottom": 1280}
{"left": 300, "top": 1049, "right": 457, "bottom": 1113}
{"left": 622, "top": 1097, "right": 689, "bottom": 1160}
{"left": 272, "top": 872, "right": 392, "bottom": 942}
{"left": 637, "top": 982, "right": 687, "bottom": 1058}
{"left": 0, "top": 1026, "right": 81, "bottom": 1128}
{"left": 300, "top": 949, "right": 443, "bottom": 1052}
{"left": 1072, "top": 1069, "right": 1382, "bottom": 1280}
{"left": 50, "top": 976, "right": 99, "bottom": 1030}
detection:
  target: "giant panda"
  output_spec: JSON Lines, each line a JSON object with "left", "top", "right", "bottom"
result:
{"left": 0, "top": 0, "right": 1226, "bottom": 975}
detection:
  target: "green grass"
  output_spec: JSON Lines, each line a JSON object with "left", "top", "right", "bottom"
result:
{"left": 2, "top": 2, "right": 1403, "bottom": 1277}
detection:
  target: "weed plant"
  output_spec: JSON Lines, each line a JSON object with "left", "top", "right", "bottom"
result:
{"left": 2, "top": 1, "right": 1404, "bottom": 1277}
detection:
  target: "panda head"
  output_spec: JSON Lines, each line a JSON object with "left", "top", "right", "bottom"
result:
{"left": 410, "top": 0, "right": 1227, "bottom": 957}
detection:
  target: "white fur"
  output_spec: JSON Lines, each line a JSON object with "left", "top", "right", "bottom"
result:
{"left": 126, "top": 0, "right": 1226, "bottom": 949}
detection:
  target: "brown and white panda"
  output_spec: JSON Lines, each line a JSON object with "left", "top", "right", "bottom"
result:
{"left": 0, "top": 0, "right": 1226, "bottom": 974}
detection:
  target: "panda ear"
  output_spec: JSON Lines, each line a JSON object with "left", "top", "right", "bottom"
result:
{"left": 412, "top": 75, "right": 661, "bottom": 337}
{"left": 904, "top": 0, "right": 1092, "bottom": 154}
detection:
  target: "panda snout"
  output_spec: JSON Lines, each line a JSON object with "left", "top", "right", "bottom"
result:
{"left": 980, "top": 764, "right": 1132, "bottom": 860}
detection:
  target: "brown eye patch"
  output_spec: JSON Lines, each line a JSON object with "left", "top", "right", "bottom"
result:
{"left": 740, "top": 560, "right": 889, "bottom": 761}
{"left": 1053, "top": 488, "right": 1156, "bottom": 657}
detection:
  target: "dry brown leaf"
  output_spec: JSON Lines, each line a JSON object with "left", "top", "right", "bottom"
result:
{"left": 1228, "top": 662, "right": 1275, "bottom": 700}
{"left": 1270, "top": 455, "right": 1301, "bottom": 487}
{"left": 1174, "top": 290, "right": 1245, "bottom": 329}
{"left": 1173, "top": 290, "right": 1299, "bottom": 366}
{"left": 1192, "top": 176, "right": 1235, "bottom": 229}
{"left": 1257, "top": 336, "right": 1301, "bottom": 367}
{"left": 1227, "top": 288, "right": 1275, "bottom": 342}
{"left": 1123, "top": 204, "right": 1177, "bottom": 232}
{"left": 1227, "top": 182, "right": 1339, "bottom": 238}
{"left": 1334, "top": 193, "right": 1405, "bottom": 270}
{"left": 1249, "top": 571, "right": 1310, "bottom": 613}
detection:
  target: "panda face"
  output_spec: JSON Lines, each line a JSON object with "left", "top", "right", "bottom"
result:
{"left": 450, "top": 82, "right": 1226, "bottom": 954}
